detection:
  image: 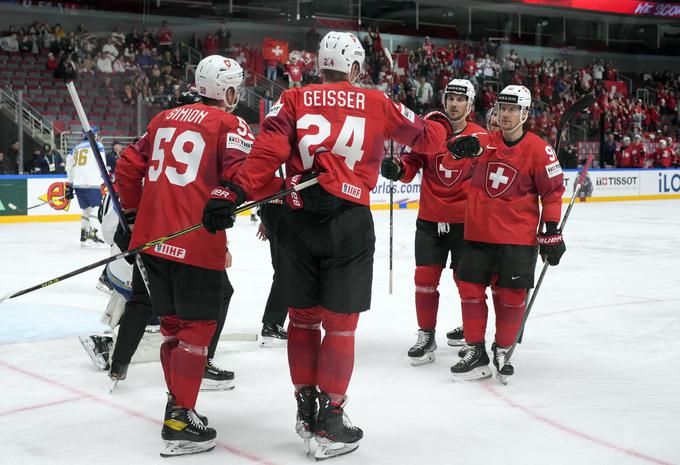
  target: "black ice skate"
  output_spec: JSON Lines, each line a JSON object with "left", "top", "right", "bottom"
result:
{"left": 161, "top": 406, "right": 216, "bottom": 457}
{"left": 450, "top": 342, "right": 492, "bottom": 381}
{"left": 200, "top": 359, "right": 235, "bottom": 391}
{"left": 407, "top": 329, "right": 437, "bottom": 366}
{"left": 165, "top": 393, "right": 208, "bottom": 427}
{"left": 260, "top": 323, "right": 287, "bottom": 347}
{"left": 79, "top": 335, "right": 112, "bottom": 370}
{"left": 446, "top": 325, "right": 465, "bottom": 347}
{"left": 492, "top": 342, "right": 514, "bottom": 385}
{"left": 295, "top": 386, "right": 318, "bottom": 455}
{"left": 79, "top": 228, "right": 88, "bottom": 244}
{"left": 84, "top": 228, "right": 106, "bottom": 247}
{"left": 314, "top": 392, "right": 363, "bottom": 461}
{"left": 108, "top": 359, "right": 128, "bottom": 393}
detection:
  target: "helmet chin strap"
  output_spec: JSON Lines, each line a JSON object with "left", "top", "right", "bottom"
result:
{"left": 504, "top": 108, "right": 528, "bottom": 134}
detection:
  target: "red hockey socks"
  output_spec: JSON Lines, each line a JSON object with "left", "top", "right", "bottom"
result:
{"left": 457, "top": 280, "right": 489, "bottom": 344}
{"left": 494, "top": 287, "right": 527, "bottom": 347}
{"left": 288, "top": 306, "right": 322, "bottom": 388}
{"left": 317, "top": 309, "right": 359, "bottom": 397}
{"left": 160, "top": 317, "right": 215, "bottom": 409}
{"left": 414, "top": 264, "right": 444, "bottom": 330}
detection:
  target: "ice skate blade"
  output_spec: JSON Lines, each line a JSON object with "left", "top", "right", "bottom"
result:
{"left": 79, "top": 336, "right": 109, "bottom": 370}
{"left": 314, "top": 441, "right": 360, "bottom": 461}
{"left": 108, "top": 379, "right": 119, "bottom": 394}
{"left": 200, "top": 379, "right": 235, "bottom": 391}
{"left": 160, "top": 439, "right": 215, "bottom": 457}
{"left": 451, "top": 365, "right": 492, "bottom": 382}
{"left": 259, "top": 336, "right": 287, "bottom": 348}
{"left": 446, "top": 339, "right": 465, "bottom": 347}
{"left": 496, "top": 372, "right": 509, "bottom": 385}
{"left": 409, "top": 351, "right": 436, "bottom": 366}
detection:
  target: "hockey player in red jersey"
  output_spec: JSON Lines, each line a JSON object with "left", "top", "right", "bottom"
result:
{"left": 200, "top": 31, "right": 452, "bottom": 460}
{"left": 448, "top": 85, "right": 565, "bottom": 382}
{"left": 656, "top": 139, "right": 673, "bottom": 168}
{"left": 115, "top": 55, "right": 253, "bottom": 457}
{"left": 380, "top": 79, "right": 489, "bottom": 365}
{"left": 615, "top": 136, "right": 635, "bottom": 168}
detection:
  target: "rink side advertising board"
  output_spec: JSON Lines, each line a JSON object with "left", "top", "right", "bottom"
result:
{"left": 1, "top": 171, "right": 679, "bottom": 222}
{"left": 515, "top": 0, "right": 680, "bottom": 19}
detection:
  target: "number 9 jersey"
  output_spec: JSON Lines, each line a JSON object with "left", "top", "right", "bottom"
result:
{"left": 115, "top": 103, "right": 254, "bottom": 270}
{"left": 234, "top": 81, "right": 448, "bottom": 204}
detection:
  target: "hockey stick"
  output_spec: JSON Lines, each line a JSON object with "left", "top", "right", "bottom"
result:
{"left": 0, "top": 177, "right": 319, "bottom": 304}
{"left": 507, "top": 154, "right": 594, "bottom": 360}
{"left": 518, "top": 93, "right": 597, "bottom": 335}
{"left": 6, "top": 197, "right": 65, "bottom": 213}
{"left": 66, "top": 82, "right": 153, "bottom": 296}
{"left": 388, "top": 140, "right": 394, "bottom": 295}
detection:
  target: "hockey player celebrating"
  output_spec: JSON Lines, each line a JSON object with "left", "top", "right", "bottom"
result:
{"left": 115, "top": 55, "right": 253, "bottom": 457}
{"left": 65, "top": 126, "right": 107, "bottom": 246}
{"left": 200, "top": 31, "right": 452, "bottom": 460}
{"left": 448, "top": 85, "right": 565, "bottom": 382}
{"left": 380, "top": 79, "right": 489, "bottom": 365}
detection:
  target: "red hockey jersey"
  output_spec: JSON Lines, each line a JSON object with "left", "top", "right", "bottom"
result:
{"left": 115, "top": 103, "right": 254, "bottom": 270}
{"left": 234, "top": 81, "right": 448, "bottom": 204}
{"left": 400, "top": 121, "right": 489, "bottom": 223}
{"left": 464, "top": 131, "right": 565, "bottom": 246}
{"left": 615, "top": 147, "right": 637, "bottom": 168}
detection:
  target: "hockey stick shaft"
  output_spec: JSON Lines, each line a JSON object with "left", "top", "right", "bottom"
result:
{"left": 0, "top": 178, "right": 319, "bottom": 303}
{"left": 388, "top": 140, "right": 394, "bottom": 295}
{"left": 508, "top": 154, "right": 594, "bottom": 359}
{"left": 66, "top": 81, "right": 152, "bottom": 294}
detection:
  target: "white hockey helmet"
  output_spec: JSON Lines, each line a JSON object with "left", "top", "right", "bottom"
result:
{"left": 497, "top": 85, "right": 532, "bottom": 110}
{"left": 442, "top": 79, "right": 476, "bottom": 113}
{"left": 318, "top": 31, "right": 365, "bottom": 79}
{"left": 660, "top": 139, "right": 668, "bottom": 147}
{"left": 622, "top": 136, "right": 631, "bottom": 144}
{"left": 195, "top": 55, "right": 244, "bottom": 112}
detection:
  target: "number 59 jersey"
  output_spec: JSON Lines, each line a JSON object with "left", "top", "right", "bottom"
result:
{"left": 115, "top": 103, "right": 254, "bottom": 271}
{"left": 235, "top": 81, "right": 448, "bottom": 204}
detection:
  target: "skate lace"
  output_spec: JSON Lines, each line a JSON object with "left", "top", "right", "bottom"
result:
{"left": 207, "top": 359, "right": 224, "bottom": 373}
{"left": 495, "top": 347, "right": 509, "bottom": 367}
{"left": 187, "top": 409, "right": 207, "bottom": 431}
{"left": 413, "top": 331, "right": 431, "bottom": 349}
{"left": 460, "top": 345, "right": 478, "bottom": 364}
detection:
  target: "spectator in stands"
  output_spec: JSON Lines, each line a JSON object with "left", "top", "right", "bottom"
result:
{"left": 0, "top": 150, "right": 14, "bottom": 175}
{"left": 111, "top": 26, "right": 125, "bottom": 47}
{"left": 5, "top": 140, "right": 20, "bottom": 174}
{"left": 102, "top": 38, "right": 119, "bottom": 59}
{"left": 53, "top": 23, "right": 65, "bottom": 40}
{"left": 603, "top": 133, "right": 617, "bottom": 167}
{"left": 126, "top": 28, "right": 141, "bottom": 49}
{"left": 404, "top": 86, "right": 418, "bottom": 112}
{"left": 24, "top": 147, "right": 49, "bottom": 174}
{"left": 415, "top": 75, "right": 433, "bottom": 112}
{"left": 188, "top": 33, "right": 202, "bottom": 53}
{"left": 203, "top": 32, "right": 219, "bottom": 56}
{"left": 0, "top": 32, "right": 19, "bottom": 53}
{"left": 121, "top": 83, "right": 136, "bottom": 106}
{"left": 53, "top": 53, "right": 76, "bottom": 81}
{"left": 559, "top": 144, "right": 579, "bottom": 169}
{"left": 305, "top": 27, "right": 320, "bottom": 53}
{"left": 157, "top": 21, "right": 173, "bottom": 55}
{"left": 77, "top": 53, "right": 95, "bottom": 75}
{"left": 96, "top": 51, "right": 113, "bottom": 74}
{"left": 285, "top": 56, "right": 303, "bottom": 88}
{"left": 216, "top": 21, "right": 231, "bottom": 52}
{"left": 265, "top": 57, "right": 278, "bottom": 81}
{"left": 41, "top": 144, "right": 65, "bottom": 174}
{"left": 46, "top": 52, "right": 58, "bottom": 71}
{"left": 135, "top": 47, "right": 153, "bottom": 69}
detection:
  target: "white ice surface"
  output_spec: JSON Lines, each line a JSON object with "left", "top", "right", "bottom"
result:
{"left": 1, "top": 200, "right": 679, "bottom": 465}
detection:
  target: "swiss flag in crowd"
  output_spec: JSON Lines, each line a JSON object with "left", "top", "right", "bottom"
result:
{"left": 603, "top": 80, "right": 629, "bottom": 98}
{"left": 263, "top": 38, "right": 289, "bottom": 63}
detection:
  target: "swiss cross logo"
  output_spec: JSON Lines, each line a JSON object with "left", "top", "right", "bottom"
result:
{"left": 435, "top": 154, "right": 462, "bottom": 187}
{"left": 272, "top": 45, "right": 283, "bottom": 57}
{"left": 485, "top": 162, "right": 517, "bottom": 198}
{"left": 223, "top": 59, "right": 231, "bottom": 68}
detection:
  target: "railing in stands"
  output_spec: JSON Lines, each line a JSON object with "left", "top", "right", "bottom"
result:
{"left": 252, "top": 73, "right": 286, "bottom": 100}
{"left": 0, "top": 86, "right": 54, "bottom": 148}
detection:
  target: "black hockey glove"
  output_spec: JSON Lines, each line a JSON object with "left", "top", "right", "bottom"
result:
{"left": 380, "top": 157, "right": 404, "bottom": 181}
{"left": 422, "top": 110, "right": 454, "bottom": 139}
{"left": 202, "top": 181, "right": 246, "bottom": 233}
{"left": 447, "top": 135, "right": 482, "bottom": 160}
{"left": 65, "top": 182, "right": 74, "bottom": 200}
{"left": 113, "top": 211, "right": 137, "bottom": 264}
{"left": 537, "top": 222, "right": 566, "bottom": 266}
{"left": 286, "top": 172, "right": 342, "bottom": 221}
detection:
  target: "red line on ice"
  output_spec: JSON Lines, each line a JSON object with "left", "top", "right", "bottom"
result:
{"left": 0, "top": 358, "right": 282, "bottom": 465}
{"left": 0, "top": 395, "right": 86, "bottom": 417}
{"left": 483, "top": 384, "right": 676, "bottom": 465}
